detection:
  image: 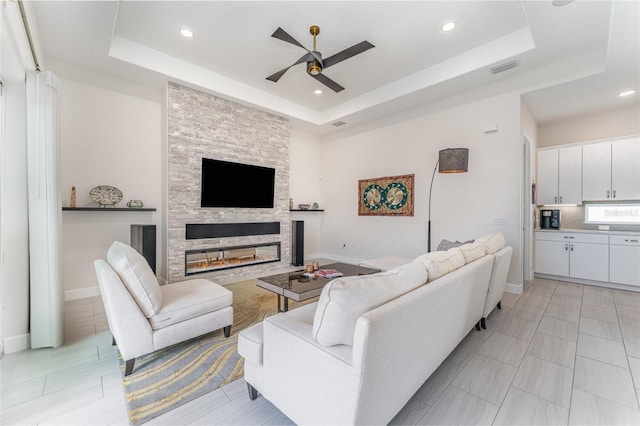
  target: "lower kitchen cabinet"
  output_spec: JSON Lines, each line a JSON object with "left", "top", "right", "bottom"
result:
{"left": 535, "top": 240, "right": 569, "bottom": 276}
{"left": 570, "top": 241, "right": 609, "bottom": 282}
{"left": 535, "top": 231, "right": 609, "bottom": 283}
{"left": 610, "top": 235, "right": 640, "bottom": 287}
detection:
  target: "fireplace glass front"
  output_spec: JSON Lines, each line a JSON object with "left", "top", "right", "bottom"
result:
{"left": 185, "top": 242, "right": 281, "bottom": 275}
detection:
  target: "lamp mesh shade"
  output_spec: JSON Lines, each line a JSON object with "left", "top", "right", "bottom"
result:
{"left": 439, "top": 148, "right": 469, "bottom": 173}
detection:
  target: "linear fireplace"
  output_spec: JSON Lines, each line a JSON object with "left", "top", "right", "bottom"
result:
{"left": 185, "top": 242, "right": 281, "bottom": 276}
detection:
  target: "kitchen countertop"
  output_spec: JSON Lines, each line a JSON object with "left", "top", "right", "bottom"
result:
{"left": 535, "top": 228, "right": 640, "bottom": 236}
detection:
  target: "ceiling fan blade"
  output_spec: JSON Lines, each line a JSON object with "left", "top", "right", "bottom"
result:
{"left": 323, "top": 41, "right": 375, "bottom": 69}
{"left": 266, "top": 53, "right": 314, "bottom": 82}
{"left": 271, "top": 27, "right": 308, "bottom": 50}
{"left": 271, "top": 27, "right": 322, "bottom": 63}
{"left": 311, "top": 73, "right": 345, "bottom": 93}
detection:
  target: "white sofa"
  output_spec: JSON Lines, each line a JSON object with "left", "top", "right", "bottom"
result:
{"left": 238, "top": 233, "right": 511, "bottom": 425}
{"left": 94, "top": 241, "right": 234, "bottom": 375}
{"left": 482, "top": 246, "right": 513, "bottom": 328}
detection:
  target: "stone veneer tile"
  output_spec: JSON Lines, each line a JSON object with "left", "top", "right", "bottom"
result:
{"left": 167, "top": 83, "right": 291, "bottom": 284}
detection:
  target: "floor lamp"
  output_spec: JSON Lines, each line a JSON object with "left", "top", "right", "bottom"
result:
{"left": 428, "top": 148, "right": 469, "bottom": 252}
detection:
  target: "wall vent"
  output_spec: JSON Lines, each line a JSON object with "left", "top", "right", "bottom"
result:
{"left": 333, "top": 120, "right": 347, "bottom": 127}
{"left": 490, "top": 60, "right": 519, "bottom": 74}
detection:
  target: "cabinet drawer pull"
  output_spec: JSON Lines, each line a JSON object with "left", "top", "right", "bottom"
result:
{"left": 607, "top": 190, "right": 610, "bottom": 198}
{"left": 554, "top": 196, "right": 558, "bottom": 203}
{"left": 565, "top": 243, "right": 569, "bottom": 251}
{"left": 613, "top": 190, "right": 616, "bottom": 198}
{"left": 625, "top": 239, "right": 639, "bottom": 243}
{"left": 559, "top": 196, "right": 563, "bottom": 203}
{"left": 570, "top": 244, "right": 574, "bottom": 251}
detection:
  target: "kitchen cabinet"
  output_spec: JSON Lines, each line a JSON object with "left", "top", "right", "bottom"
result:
{"left": 583, "top": 137, "right": 640, "bottom": 201}
{"left": 534, "top": 239, "right": 569, "bottom": 276}
{"left": 612, "top": 138, "right": 640, "bottom": 200}
{"left": 536, "top": 145, "right": 582, "bottom": 205}
{"left": 535, "top": 231, "right": 609, "bottom": 282}
{"left": 610, "top": 235, "right": 640, "bottom": 287}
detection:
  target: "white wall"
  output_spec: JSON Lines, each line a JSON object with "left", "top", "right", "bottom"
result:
{"left": 0, "top": 5, "right": 30, "bottom": 352}
{"left": 45, "top": 61, "right": 329, "bottom": 297}
{"left": 538, "top": 106, "right": 640, "bottom": 147}
{"left": 289, "top": 130, "right": 324, "bottom": 257}
{"left": 45, "top": 61, "right": 534, "bottom": 296}
{"left": 49, "top": 63, "right": 165, "bottom": 298}
{"left": 318, "top": 92, "right": 524, "bottom": 288}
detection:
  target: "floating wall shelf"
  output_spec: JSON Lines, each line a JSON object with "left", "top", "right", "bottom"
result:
{"left": 62, "top": 207, "right": 156, "bottom": 212}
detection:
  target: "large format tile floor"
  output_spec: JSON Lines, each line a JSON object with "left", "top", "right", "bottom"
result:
{"left": 3, "top": 277, "right": 640, "bottom": 425}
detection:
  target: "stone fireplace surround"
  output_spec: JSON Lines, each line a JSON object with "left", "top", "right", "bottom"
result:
{"left": 167, "top": 82, "right": 291, "bottom": 284}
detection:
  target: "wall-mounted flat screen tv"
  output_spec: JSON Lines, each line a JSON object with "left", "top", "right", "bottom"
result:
{"left": 201, "top": 158, "right": 275, "bottom": 208}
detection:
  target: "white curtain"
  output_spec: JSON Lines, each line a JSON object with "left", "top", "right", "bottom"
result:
{"left": 26, "top": 70, "right": 63, "bottom": 349}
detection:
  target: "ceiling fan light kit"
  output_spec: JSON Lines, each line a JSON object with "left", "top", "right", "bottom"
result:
{"left": 267, "top": 25, "right": 374, "bottom": 93}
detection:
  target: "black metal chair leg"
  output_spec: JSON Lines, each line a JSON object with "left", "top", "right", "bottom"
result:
{"left": 247, "top": 383, "right": 258, "bottom": 400}
{"left": 124, "top": 358, "right": 135, "bottom": 376}
{"left": 481, "top": 317, "right": 487, "bottom": 329}
{"left": 223, "top": 325, "right": 232, "bottom": 338}
{"left": 497, "top": 301, "right": 502, "bottom": 310}
{"left": 475, "top": 321, "right": 481, "bottom": 331}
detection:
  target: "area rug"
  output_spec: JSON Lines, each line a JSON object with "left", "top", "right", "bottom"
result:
{"left": 118, "top": 279, "right": 311, "bottom": 425}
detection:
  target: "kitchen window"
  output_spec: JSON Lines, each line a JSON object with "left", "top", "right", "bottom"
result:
{"left": 585, "top": 203, "right": 640, "bottom": 224}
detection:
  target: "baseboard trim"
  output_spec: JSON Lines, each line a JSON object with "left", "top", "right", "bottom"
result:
{"left": 65, "top": 287, "right": 100, "bottom": 301}
{"left": 505, "top": 282, "right": 523, "bottom": 295}
{"left": 313, "top": 252, "right": 364, "bottom": 266}
{"left": 4, "top": 333, "right": 30, "bottom": 354}
{"left": 534, "top": 273, "right": 640, "bottom": 293}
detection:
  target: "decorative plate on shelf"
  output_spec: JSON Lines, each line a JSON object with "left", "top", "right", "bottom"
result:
{"left": 90, "top": 185, "right": 123, "bottom": 206}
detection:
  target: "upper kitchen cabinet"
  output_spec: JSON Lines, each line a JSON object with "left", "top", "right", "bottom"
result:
{"left": 537, "top": 145, "right": 582, "bottom": 205}
{"left": 583, "top": 137, "right": 640, "bottom": 201}
{"left": 612, "top": 137, "right": 640, "bottom": 200}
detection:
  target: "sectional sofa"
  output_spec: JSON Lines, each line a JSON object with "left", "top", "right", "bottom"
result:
{"left": 237, "top": 233, "right": 512, "bottom": 425}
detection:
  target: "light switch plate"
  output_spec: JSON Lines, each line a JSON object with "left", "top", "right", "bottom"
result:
{"left": 493, "top": 217, "right": 508, "bottom": 226}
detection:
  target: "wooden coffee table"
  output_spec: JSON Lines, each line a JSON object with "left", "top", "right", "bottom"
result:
{"left": 256, "top": 262, "right": 380, "bottom": 312}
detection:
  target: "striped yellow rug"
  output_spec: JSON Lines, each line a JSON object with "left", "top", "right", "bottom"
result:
{"left": 119, "top": 279, "right": 313, "bottom": 425}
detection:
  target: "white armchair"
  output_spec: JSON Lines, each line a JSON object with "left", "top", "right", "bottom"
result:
{"left": 94, "top": 241, "right": 233, "bottom": 375}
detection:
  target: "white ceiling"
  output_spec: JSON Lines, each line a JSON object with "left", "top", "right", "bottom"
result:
{"left": 27, "top": 0, "right": 640, "bottom": 137}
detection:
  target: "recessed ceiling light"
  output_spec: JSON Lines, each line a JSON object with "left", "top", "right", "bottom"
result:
{"left": 314, "top": 89, "right": 323, "bottom": 95}
{"left": 441, "top": 22, "right": 456, "bottom": 32}
{"left": 180, "top": 28, "right": 194, "bottom": 38}
{"left": 618, "top": 90, "right": 636, "bottom": 97}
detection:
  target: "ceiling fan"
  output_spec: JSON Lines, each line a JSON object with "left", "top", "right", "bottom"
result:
{"left": 266, "top": 25, "right": 375, "bottom": 93}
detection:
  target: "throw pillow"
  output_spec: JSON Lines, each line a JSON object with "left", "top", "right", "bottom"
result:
{"left": 312, "top": 261, "right": 428, "bottom": 347}
{"left": 437, "top": 239, "right": 460, "bottom": 251}
{"left": 436, "top": 238, "right": 475, "bottom": 251}
{"left": 107, "top": 241, "right": 163, "bottom": 318}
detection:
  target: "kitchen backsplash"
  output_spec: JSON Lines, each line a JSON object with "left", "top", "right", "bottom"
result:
{"left": 535, "top": 205, "right": 640, "bottom": 232}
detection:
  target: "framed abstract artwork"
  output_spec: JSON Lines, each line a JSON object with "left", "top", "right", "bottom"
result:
{"left": 358, "top": 174, "right": 415, "bottom": 216}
